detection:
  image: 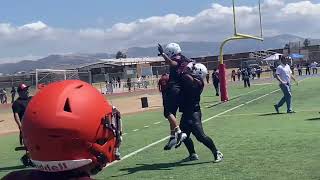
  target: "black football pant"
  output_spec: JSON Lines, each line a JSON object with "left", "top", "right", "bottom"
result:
{"left": 180, "top": 111, "right": 218, "bottom": 158}
{"left": 163, "top": 84, "right": 180, "bottom": 118}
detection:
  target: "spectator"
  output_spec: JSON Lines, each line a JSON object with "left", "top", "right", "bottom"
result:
{"left": 242, "top": 68, "right": 251, "bottom": 88}
{"left": 117, "top": 76, "right": 121, "bottom": 88}
{"left": 158, "top": 73, "right": 169, "bottom": 92}
{"left": 231, "top": 70, "right": 236, "bottom": 81}
{"left": 305, "top": 62, "right": 311, "bottom": 75}
{"left": 272, "top": 66, "right": 277, "bottom": 78}
{"left": 237, "top": 68, "right": 241, "bottom": 81}
{"left": 212, "top": 69, "right": 220, "bottom": 96}
{"left": 112, "top": 77, "right": 116, "bottom": 88}
{"left": 11, "top": 86, "right": 16, "bottom": 104}
{"left": 108, "top": 80, "right": 113, "bottom": 94}
{"left": 251, "top": 67, "right": 256, "bottom": 80}
{"left": 274, "top": 56, "right": 298, "bottom": 114}
{"left": 256, "top": 67, "right": 262, "bottom": 79}
{"left": 206, "top": 73, "right": 210, "bottom": 84}
{"left": 297, "top": 64, "right": 302, "bottom": 76}
{"left": 137, "top": 76, "right": 141, "bottom": 88}
{"left": 0, "top": 89, "right": 3, "bottom": 104}
{"left": 290, "top": 64, "right": 295, "bottom": 75}
{"left": 127, "top": 78, "right": 132, "bottom": 92}
{"left": 104, "top": 81, "right": 110, "bottom": 94}
{"left": 12, "top": 84, "right": 32, "bottom": 146}
{"left": 111, "top": 106, "right": 123, "bottom": 160}
{"left": 311, "top": 61, "right": 318, "bottom": 74}
{"left": 143, "top": 76, "right": 148, "bottom": 89}
{"left": 1, "top": 88, "right": 7, "bottom": 104}
{"left": 158, "top": 73, "right": 169, "bottom": 111}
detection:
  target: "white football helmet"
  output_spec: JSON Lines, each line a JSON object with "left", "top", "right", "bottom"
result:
{"left": 164, "top": 43, "right": 182, "bottom": 58}
{"left": 187, "top": 62, "right": 208, "bottom": 79}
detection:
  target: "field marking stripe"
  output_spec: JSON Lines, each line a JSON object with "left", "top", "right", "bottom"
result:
{"left": 105, "top": 136, "right": 169, "bottom": 167}
{"left": 214, "top": 109, "right": 320, "bottom": 118}
{"left": 153, "top": 121, "right": 161, "bottom": 124}
{"left": 252, "top": 82, "right": 273, "bottom": 86}
{"left": 202, "top": 103, "right": 245, "bottom": 123}
{"left": 205, "top": 85, "right": 271, "bottom": 108}
{"left": 133, "top": 129, "right": 139, "bottom": 132}
{"left": 245, "top": 89, "right": 280, "bottom": 104}
{"left": 105, "top": 87, "right": 280, "bottom": 168}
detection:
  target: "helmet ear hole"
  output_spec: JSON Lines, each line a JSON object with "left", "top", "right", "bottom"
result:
{"left": 63, "top": 98, "right": 72, "bottom": 112}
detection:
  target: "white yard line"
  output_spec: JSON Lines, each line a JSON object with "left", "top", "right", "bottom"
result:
{"left": 132, "top": 129, "right": 139, "bottom": 132}
{"left": 213, "top": 109, "right": 320, "bottom": 118}
{"left": 144, "top": 126, "right": 149, "bottom": 128}
{"left": 244, "top": 89, "right": 279, "bottom": 104}
{"left": 205, "top": 85, "right": 271, "bottom": 108}
{"left": 252, "top": 82, "right": 273, "bottom": 86}
{"left": 153, "top": 121, "right": 161, "bottom": 125}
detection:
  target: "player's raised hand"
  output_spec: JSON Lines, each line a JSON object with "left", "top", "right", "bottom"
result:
{"left": 157, "top": 43, "right": 164, "bottom": 56}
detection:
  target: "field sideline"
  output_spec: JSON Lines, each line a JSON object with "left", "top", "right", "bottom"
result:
{"left": 0, "top": 77, "right": 320, "bottom": 179}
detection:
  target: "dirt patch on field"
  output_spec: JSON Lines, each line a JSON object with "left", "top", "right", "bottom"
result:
{"left": 0, "top": 112, "right": 19, "bottom": 135}
{"left": 108, "top": 93, "right": 163, "bottom": 114}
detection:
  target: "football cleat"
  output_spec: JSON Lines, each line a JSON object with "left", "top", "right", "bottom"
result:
{"left": 213, "top": 151, "right": 223, "bottom": 163}
{"left": 164, "top": 136, "right": 177, "bottom": 151}
{"left": 189, "top": 153, "right": 199, "bottom": 161}
{"left": 175, "top": 132, "right": 187, "bottom": 148}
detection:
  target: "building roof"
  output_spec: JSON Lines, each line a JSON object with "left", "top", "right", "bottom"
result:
{"left": 100, "top": 57, "right": 164, "bottom": 65}
{"left": 72, "top": 57, "right": 164, "bottom": 71}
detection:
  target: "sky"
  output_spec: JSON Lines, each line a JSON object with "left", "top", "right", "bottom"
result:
{"left": 0, "top": 0, "right": 320, "bottom": 63}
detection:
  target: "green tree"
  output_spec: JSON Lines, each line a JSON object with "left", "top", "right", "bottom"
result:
{"left": 115, "top": 51, "right": 127, "bottom": 59}
{"left": 303, "top": 39, "right": 310, "bottom": 47}
{"left": 284, "top": 43, "right": 290, "bottom": 49}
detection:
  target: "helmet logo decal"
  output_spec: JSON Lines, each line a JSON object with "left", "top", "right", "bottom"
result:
{"left": 32, "top": 159, "right": 92, "bottom": 172}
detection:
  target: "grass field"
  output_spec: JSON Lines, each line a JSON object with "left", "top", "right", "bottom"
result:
{"left": 0, "top": 77, "right": 320, "bottom": 180}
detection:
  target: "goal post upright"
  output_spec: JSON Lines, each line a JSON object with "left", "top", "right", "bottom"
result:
{"left": 35, "top": 69, "right": 38, "bottom": 91}
{"left": 219, "top": 0, "right": 264, "bottom": 102}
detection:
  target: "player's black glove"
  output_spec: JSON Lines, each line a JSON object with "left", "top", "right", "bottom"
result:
{"left": 157, "top": 43, "right": 164, "bottom": 56}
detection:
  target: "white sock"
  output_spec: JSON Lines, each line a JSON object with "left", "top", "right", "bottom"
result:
{"left": 174, "top": 127, "right": 181, "bottom": 134}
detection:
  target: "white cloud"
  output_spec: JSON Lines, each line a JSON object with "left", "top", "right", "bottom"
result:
{"left": 263, "top": 0, "right": 285, "bottom": 8}
{"left": 0, "top": 1, "right": 320, "bottom": 62}
{"left": 282, "top": 1, "right": 320, "bottom": 15}
{"left": 19, "top": 21, "right": 48, "bottom": 31}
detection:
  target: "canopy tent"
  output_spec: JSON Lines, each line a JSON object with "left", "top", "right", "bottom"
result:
{"left": 263, "top": 53, "right": 283, "bottom": 61}
{"left": 289, "top": 53, "right": 304, "bottom": 59}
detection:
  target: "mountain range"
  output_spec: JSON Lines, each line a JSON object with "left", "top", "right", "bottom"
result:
{"left": 0, "top": 34, "right": 317, "bottom": 74}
